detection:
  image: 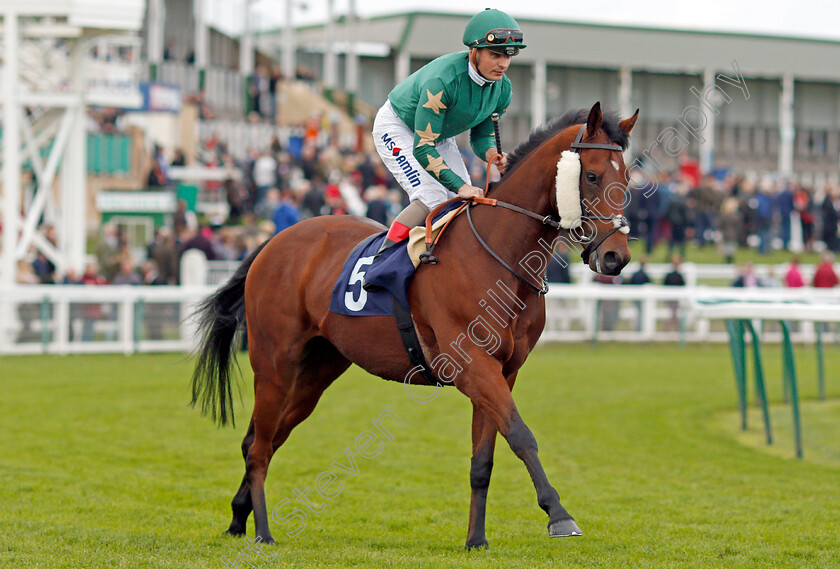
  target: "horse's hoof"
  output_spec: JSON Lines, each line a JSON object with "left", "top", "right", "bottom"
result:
{"left": 465, "top": 538, "right": 489, "bottom": 551}
{"left": 224, "top": 529, "right": 245, "bottom": 538}
{"left": 548, "top": 518, "right": 582, "bottom": 537}
{"left": 255, "top": 535, "right": 276, "bottom": 545}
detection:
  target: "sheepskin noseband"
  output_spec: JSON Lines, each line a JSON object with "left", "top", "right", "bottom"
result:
{"left": 555, "top": 151, "right": 582, "bottom": 229}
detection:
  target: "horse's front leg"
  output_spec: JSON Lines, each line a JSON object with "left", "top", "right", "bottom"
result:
{"left": 456, "top": 358, "right": 581, "bottom": 539}
{"left": 506, "top": 408, "right": 581, "bottom": 537}
{"left": 465, "top": 371, "right": 517, "bottom": 550}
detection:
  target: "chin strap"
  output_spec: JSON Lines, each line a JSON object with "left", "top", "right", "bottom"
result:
{"left": 580, "top": 215, "right": 630, "bottom": 264}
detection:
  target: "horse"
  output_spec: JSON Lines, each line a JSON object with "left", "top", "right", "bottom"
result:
{"left": 191, "top": 102, "right": 639, "bottom": 549}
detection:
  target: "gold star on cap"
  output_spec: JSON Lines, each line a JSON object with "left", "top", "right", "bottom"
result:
{"left": 425, "top": 155, "right": 450, "bottom": 178}
{"left": 422, "top": 89, "right": 447, "bottom": 115}
{"left": 415, "top": 123, "right": 440, "bottom": 147}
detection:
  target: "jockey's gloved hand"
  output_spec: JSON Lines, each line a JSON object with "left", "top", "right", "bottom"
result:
{"left": 497, "top": 152, "right": 509, "bottom": 174}
{"left": 458, "top": 184, "right": 484, "bottom": 199}
{"left": 485, "top": 149, "right": 508, "bottom": 175}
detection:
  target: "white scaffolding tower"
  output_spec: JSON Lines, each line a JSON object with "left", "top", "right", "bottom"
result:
{"left": 0, "top": 0, "right": 145, "bottom": 286}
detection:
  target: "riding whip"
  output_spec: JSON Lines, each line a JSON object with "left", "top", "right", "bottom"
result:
{"left": 491, "top": 112, "right": 502, "bottom": 155}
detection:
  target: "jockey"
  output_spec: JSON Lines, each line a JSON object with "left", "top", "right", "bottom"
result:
{"left": 364, "top": 8, "right": 526, "bottom": 286}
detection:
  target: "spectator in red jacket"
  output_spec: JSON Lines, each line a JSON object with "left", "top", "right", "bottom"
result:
{"left": 784, "top": 256, "right": 805, "bottom": 288}
{"left": 813, "top": 253, "right": 839, "bottom": 288}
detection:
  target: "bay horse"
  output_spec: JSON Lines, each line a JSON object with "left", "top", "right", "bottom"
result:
{"left": 191, "top": 102, "right": 638, "bottom": 549}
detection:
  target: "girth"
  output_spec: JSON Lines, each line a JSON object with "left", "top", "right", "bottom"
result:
{"left": 392, "top": 296, "right": 440, "bottom": 387}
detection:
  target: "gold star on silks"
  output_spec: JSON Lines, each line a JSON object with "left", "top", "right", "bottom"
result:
{"left": 425, "top": 155, "right": 450, "bottom": 178}
{"left": 422, "top": 89, "right": 447, "bottom": 115}
{"left": 415, "top": 123, "right": 441, "bottom": 147}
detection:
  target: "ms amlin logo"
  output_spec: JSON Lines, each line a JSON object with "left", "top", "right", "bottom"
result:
{"left": 381, "top": 133, "right": 421, "bottom": 188}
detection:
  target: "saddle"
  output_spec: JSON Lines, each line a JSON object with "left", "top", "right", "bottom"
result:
{"left": 328, "top": 198, "right": 467, "bottom": 319}
{"left": 328, "top": 155, "right": 505, "bottom": 387}
{"left": 327, "top": 218, "right": 458, "bottom": 387}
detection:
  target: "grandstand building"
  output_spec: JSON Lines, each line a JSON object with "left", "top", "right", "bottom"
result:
{"left": 260, "top": 11, "right": 840, "bottom": 180}
{"left": 125, "top": 2, "right": 840, "bottom": 180}
{"left": 132, "top": 3, "right": 840, "bottom": 177}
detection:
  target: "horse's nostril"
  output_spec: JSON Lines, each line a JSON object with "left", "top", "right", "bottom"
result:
{"left": 603, "top": 251, "right": 620, "bottom": 272}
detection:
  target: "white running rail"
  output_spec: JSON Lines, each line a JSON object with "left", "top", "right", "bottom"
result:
{"left": 0, "top": 283, "right": 837, "bottom": 356}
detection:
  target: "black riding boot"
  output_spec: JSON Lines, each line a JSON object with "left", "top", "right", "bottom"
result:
{"left": 362, "top": 240, "right": 399, "bottom": 292}
{"left": 361, "top": 200, "right": 430, "bottom": 292}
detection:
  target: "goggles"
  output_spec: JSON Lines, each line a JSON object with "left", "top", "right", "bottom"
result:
{"left": 474, "top": 28, "right": 523, "bottom": 46}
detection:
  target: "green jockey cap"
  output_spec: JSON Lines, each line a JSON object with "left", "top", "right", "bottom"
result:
{"left": 462, "top": 8, "right": 527, "bottom": 55}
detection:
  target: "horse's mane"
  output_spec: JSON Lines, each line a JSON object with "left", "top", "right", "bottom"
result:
{"left": 506, "top": 108, "right": 630, "bottom": 173}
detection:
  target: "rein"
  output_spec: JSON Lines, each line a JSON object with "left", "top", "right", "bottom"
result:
{"left": 420, "top": 125, "right": 630, "bottom": 295}
{"left": 466, "top": 200, "right": 549, "bottom": 294}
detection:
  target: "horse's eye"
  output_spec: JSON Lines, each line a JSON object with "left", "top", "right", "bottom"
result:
{"left": 585, "top": 172, "right": 597, "bottom": 184}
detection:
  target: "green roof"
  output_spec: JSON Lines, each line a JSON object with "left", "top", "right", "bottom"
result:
{"left": 256, "top": 9, "right": 840, "bottom": 47}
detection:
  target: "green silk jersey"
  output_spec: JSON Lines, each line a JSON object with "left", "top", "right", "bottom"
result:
{"left": 387, "top": 52, "right": 512, "bottom": 192}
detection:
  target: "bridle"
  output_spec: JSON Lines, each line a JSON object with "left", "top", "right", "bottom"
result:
{"left": 566, "top": 125, "right": 632, "bottom": 266}
{"left": 465, "top": 124, "right": 630, "bottom": 295}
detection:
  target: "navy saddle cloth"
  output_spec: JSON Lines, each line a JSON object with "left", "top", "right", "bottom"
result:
{"left": 329, "top": 201, "right": 463, "bottom": 317}
{"left": 328, "top": 232, "right": 415, "bottom": 316}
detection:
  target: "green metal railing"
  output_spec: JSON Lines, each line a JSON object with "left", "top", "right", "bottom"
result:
{"left": 723, "top": 318, "right": 829, "bottom": 459}
{"left": 779, "top": 321, "right": 803, "bottom": 458}
{"left": 40, "top": 296, "right": 51, "bottom": 352}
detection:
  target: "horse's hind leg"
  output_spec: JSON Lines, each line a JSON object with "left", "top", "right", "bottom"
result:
{"left": 248, "top": 338, "right": 350, "bottom": 544}
{"left": 269, "top": 343, "right": 351, "bottom": 453}
{"left": 226, "top": 416, "right": 255, "bottom": 536}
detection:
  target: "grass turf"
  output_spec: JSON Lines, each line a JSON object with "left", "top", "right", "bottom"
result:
{"left": 1, "top": 344, "right": 838, "bottom": 568}
{"left": 627, "top": 240, "right": 823, "bottom": 267}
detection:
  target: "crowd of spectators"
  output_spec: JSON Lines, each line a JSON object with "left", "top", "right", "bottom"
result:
{"left": 33, "top": 33, "right": 840, "bottom": 288}
{"left": 9, "top": 119, "right": 840, "bottom": 347}
{"left": 248, "top": 63, "right": 280, "bottom": 123}
{"left": 624, "top": 157, "right": 840, "bottom": 262}
{"left": 13, "top": 105, "right": 840, "bottom": 291}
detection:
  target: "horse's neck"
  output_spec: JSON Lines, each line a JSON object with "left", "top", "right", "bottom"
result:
{"left": 490, "top": 129, "right": 570, "bottom": 215}
{"left": 482, "top": 149, "right": 558, "bottom": 248}
{"left": 490, "top": 159, "right": 554, "bottom": 212}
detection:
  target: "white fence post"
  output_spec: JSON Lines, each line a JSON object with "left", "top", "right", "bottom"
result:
{"left": 120, "top": 293, "right": 134, "bottom": 355}
{"left": 180, "top": 250, "right": 209, "bottom": 352}
{"left": 641, "top": 294, "right": 657, "bottom": 339}
{"left": 55, "top": 296, "right": 70, "bottom": 355}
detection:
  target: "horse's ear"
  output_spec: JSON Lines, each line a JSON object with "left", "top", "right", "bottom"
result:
{"left": 585, "top": 102, "right": 603, "bottom": 139}
{"left": 619, "top": 109, "right": 640, "bottom": 135}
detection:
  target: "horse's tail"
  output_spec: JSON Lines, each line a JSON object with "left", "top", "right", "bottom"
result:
{"left": 190, "top": 240, "right": 269, "bottom": 427}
